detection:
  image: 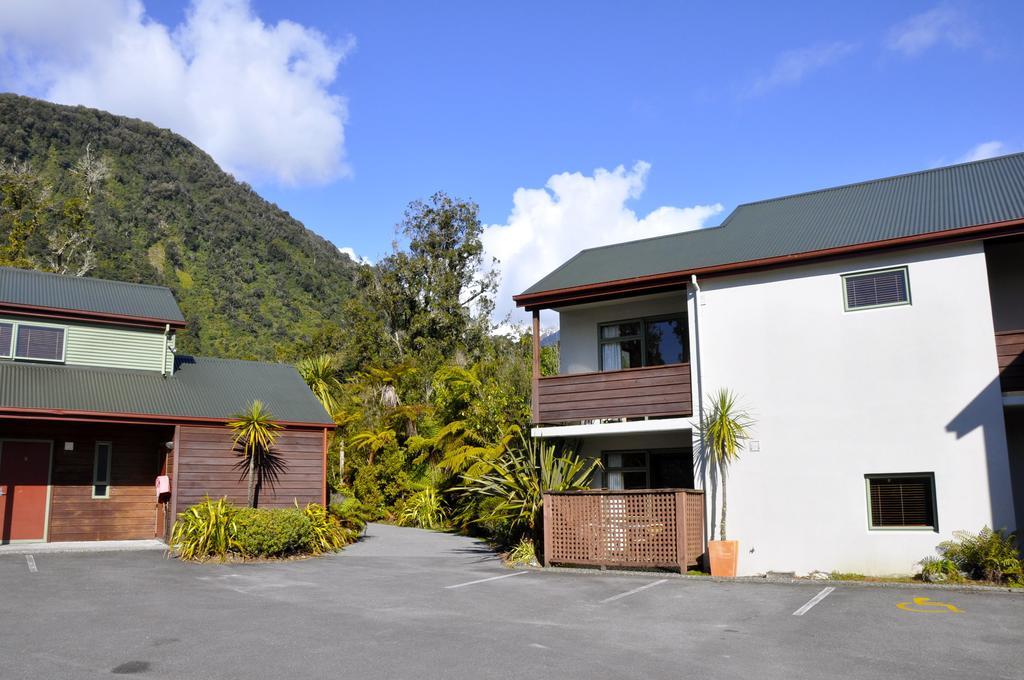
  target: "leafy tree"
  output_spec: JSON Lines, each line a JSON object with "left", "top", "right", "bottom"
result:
{"left": 0, "top": 161, "right": 48, "bottom": 269}
{"left": 297, "top": 354, "right": 343, "bottom": 414}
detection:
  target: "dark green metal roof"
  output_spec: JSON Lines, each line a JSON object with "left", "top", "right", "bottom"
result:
{"left": 521, "top": 153, "right": 1024, "bottom": 296}
{"left": 0, "top": 355, "right": 332, "bottom": 425}
{"left": 0, "top": 267, "right": 185, "bottom": 323}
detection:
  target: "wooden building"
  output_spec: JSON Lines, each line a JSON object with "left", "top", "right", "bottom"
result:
{"left": 0, "top": 267, "right": 333, "bottom": 544}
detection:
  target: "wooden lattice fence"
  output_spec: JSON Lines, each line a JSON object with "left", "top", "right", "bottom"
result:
{"left": 542, "top": 489, "right": 705, "bottom": 572}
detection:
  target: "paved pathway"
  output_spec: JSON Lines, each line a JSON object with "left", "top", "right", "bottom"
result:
{"left": 1, "top": 524, "right": 1021, "bottom": 680}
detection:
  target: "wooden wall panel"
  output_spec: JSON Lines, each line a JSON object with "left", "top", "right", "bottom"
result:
{"left": 537, "top": 363, "right": 692, "bottom": 424}
{"left": 996, "top": 330, "right": 1024, "bottom": 393}
{"left": 0, "top": 420, "right": 172, "bottom": 541}
{"left": 175, "top": 426, "right": 325, "bottom": 510}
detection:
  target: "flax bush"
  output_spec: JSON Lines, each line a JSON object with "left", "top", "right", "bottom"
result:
{"left": 169, "top": 497, "right": 239, "bottom": 561}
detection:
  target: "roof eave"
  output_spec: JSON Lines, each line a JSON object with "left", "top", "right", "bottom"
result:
{"left": 0, "top": 302, "right": 188, "bottom": 329}
{"left": 514, "top": 217, "right": 1024, "bottom": 311}
{"left": 0, "top": 407, "right": 335, "bottom": 429}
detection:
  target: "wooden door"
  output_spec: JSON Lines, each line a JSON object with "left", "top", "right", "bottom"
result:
{"left": 0, "top": 441, "right": 52, "bottom": 542}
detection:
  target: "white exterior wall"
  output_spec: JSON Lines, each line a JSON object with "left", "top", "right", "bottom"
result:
{"left": 690, "top": 241, "right": 1016, "bottom": 576}
{"left": 557, "top": 293, "right": 685, "bottom": 374}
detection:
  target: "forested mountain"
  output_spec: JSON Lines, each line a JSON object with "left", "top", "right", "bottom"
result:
{"left": 0, "top": 93, "right": 361, "bottom": 360}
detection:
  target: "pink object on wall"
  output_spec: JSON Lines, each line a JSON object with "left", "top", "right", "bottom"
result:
{"left": 155, "top": 475, "right": 171, "bottom": 496}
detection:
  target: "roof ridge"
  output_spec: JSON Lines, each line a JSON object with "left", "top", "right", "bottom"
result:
{"left": 0, "top": 266, "right": 175, "bottom": 293}
{"left": 732, "top": 151, "right": 1024, "bottom": 211}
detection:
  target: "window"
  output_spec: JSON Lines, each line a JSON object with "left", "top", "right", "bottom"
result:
{"left": 93, "top": 442, "right": 112, "bottom": 499}
{"left": 843, "top": 267, "right": 910, "bottom": 311}
{"left": 603, "top": 449, "right": 693, "bottom": 490}
{"left": 13, "top": 323, "right": 65, "bottom": 362}
{"left": 599, "top": 315, "right": 687, "bottom": 371}
{"left": 0, "top": 322, "right": 11, "bottom": 357}
{"left": 866, "top": 474, "right": 936, "bottom": 530}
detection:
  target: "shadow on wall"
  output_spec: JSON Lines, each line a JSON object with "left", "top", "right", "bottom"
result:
{"left": 945, "top": 375, "right": 1019, "bottom": 533}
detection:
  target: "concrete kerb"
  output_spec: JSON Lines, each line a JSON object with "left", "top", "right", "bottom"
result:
{"left": 516, "top": 563, "right": 1024, "bottom": 595}
{"left": 0, "top": 539, "right": 167, "bottom": 556}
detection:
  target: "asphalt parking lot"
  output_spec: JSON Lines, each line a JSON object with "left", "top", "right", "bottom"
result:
{"left": 1, "top": 524, "right": 1021, "bottom": 680}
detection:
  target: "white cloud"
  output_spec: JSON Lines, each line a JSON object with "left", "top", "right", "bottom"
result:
{"left": 745, "top": 42, "right": 857, "bottom": 98}
{"left": 0, "top": 0, "right": 352, "bottom": 186}
{"left": 886, "top": 6, "right": 977, "bottom": 57}
{"left": 959, "top": 141, "right": 1006, "bottom": 163}
{"left": 338, "top": 246, "right": 372, "bottom": 266}
{"left": 482, "top": 162, "right": 722, "bottom": 325}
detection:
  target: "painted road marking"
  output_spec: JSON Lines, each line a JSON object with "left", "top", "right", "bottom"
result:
{"left": 792, "top": 587, "right": 835, "bottom": 616}
{"left": 25, "top": 555, "right": 37, "bottom": 573}
{"left": 445, "top": 571, "right": 528, "bottom": 589}
{"left": 600, "top": 579, "right": 668, "bottom": 604}
{"left": 896, "top": 596, "right": 963, "bottom": 614}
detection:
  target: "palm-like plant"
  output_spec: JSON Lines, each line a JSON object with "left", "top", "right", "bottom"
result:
{"left": 699, "top": 389, "right": 754, "bottom": 541}
{"left": 297, "top": 354, "right": 343, "bottom": 414}
{"left": 349, "top": 428, "right": 397, "bottom": 466}
{"left": 228, "top": 400, "right": 285, "bottom": 508}
{"left": 459, "top": 433, "right": 599, "bottom": 536}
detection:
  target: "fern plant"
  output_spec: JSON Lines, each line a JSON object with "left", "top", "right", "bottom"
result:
{"left": 935, "top": 527, "right": 1023, "bottom": 584}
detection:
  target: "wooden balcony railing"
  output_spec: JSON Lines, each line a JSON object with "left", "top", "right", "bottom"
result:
{"left": 542, "top": 489, "right": 705, "bottom": 572}
{"left": 996, "top": 330, "right": 1024, "bottom": 393}
{"left": 534, "top": 363, "right": 692, "bottom": 424}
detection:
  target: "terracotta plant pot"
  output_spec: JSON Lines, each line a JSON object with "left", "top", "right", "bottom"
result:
{"left": 708, "top": 540, "right": 739, "bottom": 577}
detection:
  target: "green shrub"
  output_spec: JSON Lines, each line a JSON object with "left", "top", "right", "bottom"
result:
{"left": 934, "top": 527, "right": 1023, "bottom": 584}
{"left": 398, "top": 487, "right": 449, "bottom": 530}
{"left": 919, "top": 557, "right": 964, "bottom": 583}
{"left": 329, "top": 497, "right": 371, "bottom": 534}
{"left": 300, "top": 502, "right": 348, "bottom": 554}
{"left": 233, "top": 507, "right": 312, "bottom": 557}
{"left": 170, "top": 497, "right": 238, "bottom": 561}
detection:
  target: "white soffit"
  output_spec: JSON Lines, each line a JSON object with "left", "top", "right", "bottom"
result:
{"left": 531, "top": 418, "right": 693, "bottom": 439}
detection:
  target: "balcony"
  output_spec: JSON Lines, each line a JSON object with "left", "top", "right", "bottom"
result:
{"left": 534, "top": 363, "right": 692, "bottom": 424}
{"left": 996, "top": 330, "right": 1024, "bottom": 393}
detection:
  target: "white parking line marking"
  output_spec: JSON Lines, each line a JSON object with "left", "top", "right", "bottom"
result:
{"left": 445, "top": 571, "right": 528, "bottom": 589}
{"left": 792, "top": 587, "right": 835, "bottom": 616}
{"left": 600, "top": 579, "right": 667, "bottom": 604}
{"left": 25, "top": 555, "right": 37, "bottom": 573}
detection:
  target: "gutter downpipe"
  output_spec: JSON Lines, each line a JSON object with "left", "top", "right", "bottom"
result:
{"left": 162, "top": 323, "right": 170, "bottom": 377}
{"left": 690, "top": 274, "right": 710, "bottom": 548}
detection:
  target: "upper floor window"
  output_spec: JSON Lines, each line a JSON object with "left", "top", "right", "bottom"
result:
{"left": 843, "top": 267, "right": 910, "bottom": 311}
{"left": 7, "top": 322, "right": 66, "bottom": 362}
{"left": 599, "top": 315, "right": 687, "bottom": 371}
{"left": 0, "top": 322, "right": 12, "bottom": 358}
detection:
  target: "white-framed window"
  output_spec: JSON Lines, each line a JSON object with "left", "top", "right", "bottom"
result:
{"left": 93, "top": 442, "right": 112, "bottom": 499}
{"left": 865, "top": 473, "right": 936, "bottom": 531}
{"left": 0, "top": 321, "right": 12, "bottom": 358}
{"left": 842, "top": 267, "right": 911, "bottom": 311}
{"left": 4, "top": 320, "right": 67, "bottom": 362}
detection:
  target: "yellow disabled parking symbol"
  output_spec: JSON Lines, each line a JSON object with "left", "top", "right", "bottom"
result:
{"left": 896, "top": 596, "right": 963, "bottom": 614}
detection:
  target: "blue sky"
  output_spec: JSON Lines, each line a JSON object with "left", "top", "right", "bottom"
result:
{"left": 1, "top": 1, "right": 1022, "bottom": 321}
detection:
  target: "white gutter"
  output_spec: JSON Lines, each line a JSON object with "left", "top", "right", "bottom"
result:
{"left": 162, "top": 323, "right": 170, "bottom": 377}
{"left": 690, "top": 275, "right": 705, "bottom": 429}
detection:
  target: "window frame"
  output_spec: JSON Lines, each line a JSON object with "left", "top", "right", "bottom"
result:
{"left": 597, "top": 313, "right": 688, "bottom": 371}
{"left": 864, "top": 472, "right": 937, "bottom": 532}
{"left": 602, "top": 450, "right": 650, "bottom": 489}
{"left": 92, "top": 441, "right": 113, "bottom": 500}
{"left": 841, "top": 266, "right": 912, "bottom": 313}
{"left": 0, "top": 321, "right": 12, "bottom": 358}
{"left": 8, "top": 319, "right": 67, "bottom": 363}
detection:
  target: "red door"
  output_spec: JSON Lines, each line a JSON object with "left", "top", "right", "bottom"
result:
{"left": 0, "top": 441, "right": 51, "bottom": 543}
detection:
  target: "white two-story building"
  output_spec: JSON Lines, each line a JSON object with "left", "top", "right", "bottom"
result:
{"left": 516, "top": 153, "right": 1024, "bottom": 577}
